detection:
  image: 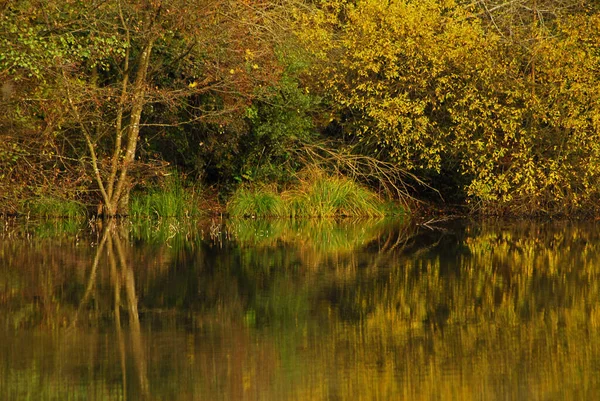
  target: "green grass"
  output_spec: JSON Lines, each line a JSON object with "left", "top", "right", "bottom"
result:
{"left": 227, "top": 171, "right": 405, "bottom": 218}
{"left": 227, "top": 187, "right": 284, "bottom": 218}
{"left": 293, "top": 175, "right": 384, "bottom": 217}
{"left": 129, "top": 175, "right": 204, "bottom": 219}
{"left": 22, "top": 196, "right": 87, "bottom": 219}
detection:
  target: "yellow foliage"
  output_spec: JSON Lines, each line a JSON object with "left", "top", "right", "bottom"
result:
{"left": 298, "top": 0, "right": 600, "bottom": 214}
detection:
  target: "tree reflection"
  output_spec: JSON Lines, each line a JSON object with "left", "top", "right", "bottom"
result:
{"left": 114, "top": 221, "right": 149, "bottom": 398}
{"left": 66, "top": 220, "right": 150, "bottom": 399}
{"left": 3, "top": 219, "right": 600, "bottom": 400}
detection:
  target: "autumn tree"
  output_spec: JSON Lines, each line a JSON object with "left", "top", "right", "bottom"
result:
{"left": 1, "top": 0, "right": 287, "bottom": 215}
{"left": 297, "top": 0, "right": 506, "bottom": 194}
{"left": 299, "top": 0, "right": 600, "bottom": 214}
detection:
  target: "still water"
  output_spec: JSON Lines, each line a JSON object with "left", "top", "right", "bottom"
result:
{"left": 1, "top": 218, "right": 600, "bottom": 400}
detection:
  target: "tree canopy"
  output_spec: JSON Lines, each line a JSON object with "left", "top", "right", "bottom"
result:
{"left": 2, "top": 0, "right": 600, "bottom": 215}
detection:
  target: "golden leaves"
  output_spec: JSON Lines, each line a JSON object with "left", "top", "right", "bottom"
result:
{"left": 298, "top": 0, "right": 600, "bottom": 214}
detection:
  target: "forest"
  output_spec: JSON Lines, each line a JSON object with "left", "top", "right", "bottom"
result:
{"left": 2, "top": 0, "right": 600, "bottom": 217}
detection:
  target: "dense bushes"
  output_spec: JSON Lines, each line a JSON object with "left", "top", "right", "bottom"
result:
{"left": 299, "top": 0, "right": 600, "bottom": 214}
{"left": 2, "top": 0, "right": 600, "bottom": 216}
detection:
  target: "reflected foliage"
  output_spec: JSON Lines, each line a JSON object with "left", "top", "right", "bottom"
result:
{"left": 2, "top": 219, "right": 600, "bottom": 399}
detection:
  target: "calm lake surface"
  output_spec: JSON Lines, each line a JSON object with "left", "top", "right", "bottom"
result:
{"left": 2, "top": 218, "right": 600, "bottom": 400}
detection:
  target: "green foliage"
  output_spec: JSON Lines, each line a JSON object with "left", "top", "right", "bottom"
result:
{"left": 0, "top": 0, "right": 126, "bottom": 75}
{"left": 287, "top": 171, "right": 387, "bottom": 218}
{"left": 129, "top": 175, "right": 205, "bottom": 219}
{"left": 159, "top": 53, "right": 320, "bottom": 191}
{"left": 227, "top": 170, "right": 399, "bottom": 218}
{"left": 22, "top": 197, "right": 86, "bottom": 219}
{"left": 239, "top": 70, "right": 318, "bottom": 184}
{"left": 227, "top": 187, "right": 285, "bottom": 218}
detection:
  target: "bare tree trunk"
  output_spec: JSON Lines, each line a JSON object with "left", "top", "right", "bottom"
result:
{"left": 104, "top": 40, "right": 154, "bottom": 217}
{"left": 118, "top": 184, "right": 131, "bottom": 216}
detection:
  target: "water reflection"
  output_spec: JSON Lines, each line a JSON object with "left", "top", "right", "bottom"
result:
{"left": 2, "top": 218, "right": 600, "bottom": 400}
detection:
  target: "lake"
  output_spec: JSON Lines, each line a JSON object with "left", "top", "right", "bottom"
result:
{"left": 1, "top": 217, "right": 600, "bottom": 400}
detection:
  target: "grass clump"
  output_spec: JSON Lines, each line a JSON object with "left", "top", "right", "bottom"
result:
{"left": 23, "top": 196, "right": 87, "bottom": 219}
{"left": 227, "top": 187, "right": 284, "bottom": 218}
{"left": 290, "top": 173, "right": 384, "bottom": 218}
{"left": 227, "top": 170, "right": 405, "bottom": 218}
{"left": 130, "top": 175, "right": 204, "bottom": 219}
